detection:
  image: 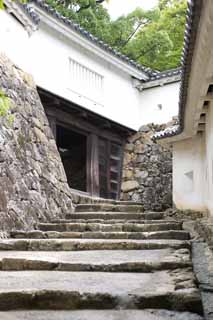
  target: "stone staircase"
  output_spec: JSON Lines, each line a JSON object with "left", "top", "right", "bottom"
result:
{"left": 0, "top": 202, "right": 204, "bottom": 319}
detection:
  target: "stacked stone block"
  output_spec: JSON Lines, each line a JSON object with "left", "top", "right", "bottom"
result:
{"left": 121, "top": 124, "right": 172, "bottom": 211}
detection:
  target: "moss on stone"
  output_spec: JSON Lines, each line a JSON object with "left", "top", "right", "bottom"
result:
{"left": 0, "top": 91, "right": 15, "bottom": 127}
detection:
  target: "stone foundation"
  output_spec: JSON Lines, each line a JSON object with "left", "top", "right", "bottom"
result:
{"left": 165, "top": 208, "right": 213, "bottom": 250}
{"left": 194, "top": 218, "right": 213, "bottom": 250}
{"left": 0, "top": 55, "right": 73, "bottom": 232}
{"left": 121, "top": 124, "right": 172, "bottom": 211}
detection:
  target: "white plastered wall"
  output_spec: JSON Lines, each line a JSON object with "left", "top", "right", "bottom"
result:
{"left": 0, "top": 11, "right": 143, "bottom": 129}
{"left": 0, "top": 11, "right": 31, "bottom": 66}
{"left": 27, "top": 23, "right": 144, "bottom": 130}
{"left": 204, "top": 103, "right": 213, "bottom": 215}
{"left": 172, "top": 135, "right": 206, "bottom": 211}
{"left": 139, "top": 82, "right": 180, "bottom": 125}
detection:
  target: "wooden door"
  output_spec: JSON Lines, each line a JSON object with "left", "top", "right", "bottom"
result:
{"left": 98, "top": 138, "right": 123, "bottom": 199}
{"left": 109, "top": 142, "right": 123, "bottom": 199}
{"left": 87, "top": 134, "right": 99, "bottom": 197}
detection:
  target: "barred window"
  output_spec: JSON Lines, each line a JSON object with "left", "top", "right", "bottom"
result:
{"left": 69, "top": 57, "right": 104, "bottom": 105}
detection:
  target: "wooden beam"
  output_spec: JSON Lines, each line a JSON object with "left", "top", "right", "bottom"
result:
{"left": 45, "top": 105, "right": 125, "bottom": 144}
{"left": 47, "top": 115, "right": 57, "bottom": 139}
{"left": 39, "top": 87, "right": 134, "bottom": 138}
{"left": 100, "top": 121, "right": 111, "bottom": 129}
{"left": 87, "top": 134, "right": 99, "bottom": 197}
{"left": 80, "top": 111, "right": 88, "bottom": 118}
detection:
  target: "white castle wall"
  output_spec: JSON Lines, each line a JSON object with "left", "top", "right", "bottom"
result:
{"left": 139, "top": 82, "right": 180, "bottom": 125}
{"left": 172, "top": 102, "right": 213, "bottom": 216}
{"left": 172, "top": 135, "right": 206, "bottom": 212}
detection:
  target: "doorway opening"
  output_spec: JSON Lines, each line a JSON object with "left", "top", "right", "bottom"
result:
{"left": 38, "top": 87, "right": 134, "bottom": 199}
{"left": 56, "top": 124, "right": 87, "bottom": 192}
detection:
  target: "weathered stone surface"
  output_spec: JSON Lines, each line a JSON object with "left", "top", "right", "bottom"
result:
{"left": 139, "top": 124, "right": 150, "bottom": 132}
{"left": 0, "top": 248, "right": 192, "bottom": 272}
{"left": 0, "top": 200, "right": 204, "bottom": 315}
{"left": 0, "top": 238, "right": 191, "bottom": 251}
{"left": 75, "top": 204, "right": 144, "bottom": 213}
{"left": 65, "top": 212, "right": 164, "bottom": 220}
{"left": 122, "top": 170, "right": 133, "bottom": 179}
{"left": 9, "top": 230, "right": 189, "bottom": 240}
{"left": 0, "top": 55, "right": 73, "bottom": 232}
{"left": 0, "top": 310, "right": 204, "bottom": 320}
{"left": 194, "top": 218, "right": 213, "bottom": 249}
{"left": 37, "top": 221, "right": 182, "bottom": 233}
{"left": 164, "top": 209, "right": 206, "bottom": 222}
{"left": 121, "top": 123, "right": 172, "bottom": 211}
{"left": 39, "top": 219, "right": 182, "bottom": 225}
{"left": 125, "top": 143, "right": 134, "bottom": 152}
{"left": 121, "top": 180, "right": 139, "bottom": 192}
{"left": 0, "top": 270, "right": 202, "bottom": 312}
{"left": 135, "top": 170, "right": 149, "bottom": 179}
{"left": 192, "top": 242, "right": 213, "bottom": 320}
{"left": 134, "top": 144, "right": 148, "bottom": 154}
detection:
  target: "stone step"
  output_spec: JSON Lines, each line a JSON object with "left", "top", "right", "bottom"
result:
{"left": 0, "top": 239, "right": 190, "bottom": 251}
{"left": 51, "top": 219, "right": 180, "bottom": 225}
{"left": 11, "top": 230, "right": 189, "bottom": 240}
{"left": 75, "top": 204, "right": 144, "bottom": 212}
{"left": 37, "top": 222, "right": 182, "bottom": 233}
{"left": 192, "top": 242, "right": 213, "bottom": 319}
{"left": 0, "top": 270, "right": 202, "bottom": 313}
{"left": 80, "top": 200, "right": 143, "bottom": 206}
{"left": 0, "top": 310, "right": 204, "bottom": 320}
{"left": 95, "top": 201, "right": 143, "bottom": 205}
{"left": 66, "top": 212, "right": 164, "bottom": 220}
{"left": 0, "top": 248, "right": 192, "bottom": 272}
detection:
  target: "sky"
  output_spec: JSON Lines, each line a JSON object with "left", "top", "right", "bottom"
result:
{"left": 104, "top": 0, "right": 159, "bottom": 20}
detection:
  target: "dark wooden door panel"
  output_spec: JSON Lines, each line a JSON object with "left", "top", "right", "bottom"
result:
{"left": 98, "top": 138, "right": 108, "bottom": 198}
{"left": 87, "top": 134, "right": 99, "bottom": 197}
{"left": 99, "top": 139, "right": 123, "bottom": 199}
{"left": 109, "top": 142, "right": 123, "bottom": 199}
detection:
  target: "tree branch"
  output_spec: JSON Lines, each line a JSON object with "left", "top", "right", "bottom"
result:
{"left": 120, "top": 21, "right": 148, "bottom": 48}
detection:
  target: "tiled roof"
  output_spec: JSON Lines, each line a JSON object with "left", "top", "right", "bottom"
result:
{"left": 21, "top": 2, "right": 40, "bottom": 24}
{"left": 147, "top": 67, "right": 182, "bottom": 82}
{"left": 154, "top": 124, "right": 180, "bottom": 140}
{"left": 154, "top": 0, "right": 203, "bottom": 140}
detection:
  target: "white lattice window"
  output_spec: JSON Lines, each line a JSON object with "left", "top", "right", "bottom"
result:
{"left": 69, "top": 58, "right": 104, "bottom": 105}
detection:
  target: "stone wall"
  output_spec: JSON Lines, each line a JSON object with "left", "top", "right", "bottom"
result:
{"left": 194, "top": 217, "right": 213, "bottom": 250}
{"left": 0, "top": 55, "right": 73, "bottom": 232}
{"left": 121, "top": 124, "right": 172, "bottom": 211}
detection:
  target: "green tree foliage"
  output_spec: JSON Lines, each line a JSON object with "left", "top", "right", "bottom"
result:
{"left": 46, "top": 0, "right": 112, "bottom": 42}
{"left": 108, "top": 8, "right": 160, "bottom": 49}
{"left": 0, "top": 0, "right": 4, "bottom": 9}
{"left": 0, "top": 90, "right": 14, "bottom": 125}
{"left": 0, "top": 0, "right": 27, "bottom": 8}
{"left": 0, "top": 91, "right": 10, "bottom": 117}
{"left": 112, "top": 0, "right": 187, "bottom": 70}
